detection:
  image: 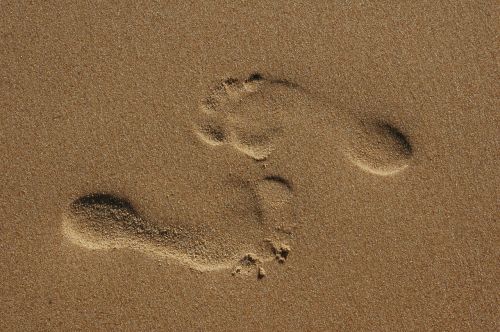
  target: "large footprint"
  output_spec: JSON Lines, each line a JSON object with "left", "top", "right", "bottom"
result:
{"left": 62, "top": 175, "right": 296, "bottom": 274}
{"left": 195, "top": 73, "right": 414, "bottom": 175}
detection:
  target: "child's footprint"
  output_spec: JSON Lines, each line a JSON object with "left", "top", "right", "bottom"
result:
{"left": 195, "top": 73, "right": 414, "bottom": 175}
{"left": 62, "top": 175, "right": 296, "bottom": 273}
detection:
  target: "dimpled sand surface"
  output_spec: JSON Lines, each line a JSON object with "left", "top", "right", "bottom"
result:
{"left": 0, "top": 2, "right": 498, "bottom": 331}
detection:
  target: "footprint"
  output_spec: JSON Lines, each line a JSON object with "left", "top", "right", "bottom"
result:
{"left": 195, "top": 73, "right": 414, "bottom": 176}
{"left": 61, "top": 193, "right": 214, "bottom": 269}
{"left": 341, "top": 119, "right": 413, "bottom": 176}
{"left": 62, "top": 175, "right": 296, "bottom": 273}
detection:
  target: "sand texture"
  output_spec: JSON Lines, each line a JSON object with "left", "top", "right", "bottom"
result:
{"left": 1, "top": 1, "right": 498, "bottom": 331}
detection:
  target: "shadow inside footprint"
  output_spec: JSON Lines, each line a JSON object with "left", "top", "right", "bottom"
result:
{"left": 194, "top": 119, "right": 228, "bottom": 146}
{"left": 342, "top": 119, "right": 413, "bottom": 176}
{"left": 62, "top": 193, "right": 190, "bottom": 250}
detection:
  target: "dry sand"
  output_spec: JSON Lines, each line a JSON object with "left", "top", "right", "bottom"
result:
{"left": 1, "top": 1, "right": 498, "bottom": 331}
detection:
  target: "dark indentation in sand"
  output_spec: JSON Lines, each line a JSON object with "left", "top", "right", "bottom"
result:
{"left": 195, "top": 119, "right": 229, "bottom": 146}
{"left": 344, "top": 118, "right": 414, "bottom": 176}
{"left": 272, "top": 244, "right": 290, "bottom": 263}
{"left": 74, "top": 193, "right": 135, "bottom": 212}
{"left": 263, "top": 175, "right": 293, "bottom": 190}
{"left": 70, "top": 193, "right": 142, "bottom": 228}
{"left": 240, "top": 253, "right": 259, "bottom": 266}
{"left": 223, "top": 77, "right": 239, "bottom": 85}
{"left": 268, "top": 77, "right": 300, "bottom": 89}
{"left": 68, "top": 193, "right": 187, "bottom": 242}
{"left": 200, "top": 123, "right": 226, "bottom": 143}
{"left": 376, "top": 121, "right": 412, "bottom": 157}
{"left": 246, "top": 72, "right": 264, "bottom": 82}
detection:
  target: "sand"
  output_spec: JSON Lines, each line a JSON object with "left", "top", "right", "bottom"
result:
{"left": 1, "top": 1, "right": 498, "bottom": 331}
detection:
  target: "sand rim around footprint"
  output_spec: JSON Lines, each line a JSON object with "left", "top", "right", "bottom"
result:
{"left": 341, "top": 119, "right": 413, "bottom": 176}
{"left": 62, "top": 176, "right": 296, "bottom": 273}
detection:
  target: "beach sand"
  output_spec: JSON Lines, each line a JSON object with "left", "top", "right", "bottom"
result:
{"left": 1, "top": 1, "right": 498, "bottom": 331}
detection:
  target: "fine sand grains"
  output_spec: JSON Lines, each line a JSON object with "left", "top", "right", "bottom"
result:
{"left": 63, "top": 73, "right": 414, "bottom": 276}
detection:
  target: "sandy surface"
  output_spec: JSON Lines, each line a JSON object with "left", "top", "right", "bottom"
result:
{"left": 1, "top": 1, "right": 498, "bottom": 331}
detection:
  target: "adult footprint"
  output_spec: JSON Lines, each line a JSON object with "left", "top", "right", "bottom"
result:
{"left": 195, "top": 73, "right": 414, "bottom": 177}
{"left": 62, "top": 175, "right": 296, "bottom": 273}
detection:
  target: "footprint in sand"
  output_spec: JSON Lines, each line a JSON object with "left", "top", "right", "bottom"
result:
{"left": 195, "top": 73, "right": 414, "bottom": 174}
{"left": 62, "top": 174, "right": 296, "bottom": 274}
{"left": 63, "top": 73, "right": 414, "bottom": 276}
